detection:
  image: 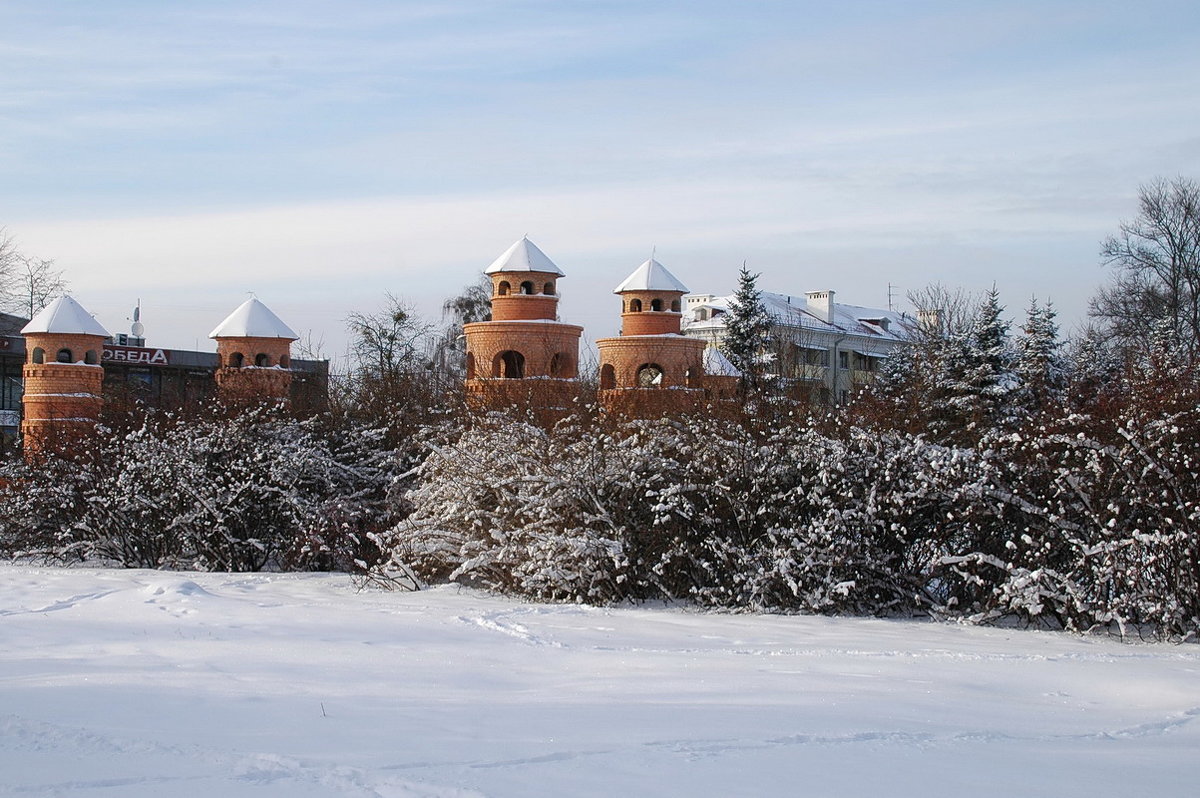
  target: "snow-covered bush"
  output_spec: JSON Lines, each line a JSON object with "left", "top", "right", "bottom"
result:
{"left": 0, "top": 408, "right": 401, "bottom": 572}
{"left": 385, "top": 413, "right": 980, "bottom": 614}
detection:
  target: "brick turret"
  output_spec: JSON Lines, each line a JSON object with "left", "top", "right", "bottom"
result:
{"left": 597, "top": 258, "right": 705, "bottom": 415}
{"left": 20, "top": 296, "right": 110, "bottom": 457}
{"left": 209, "top": 298, "right": 299, "bottom": 408}
{"left": 463, "top": 237, "right": 583, "bottom": 412}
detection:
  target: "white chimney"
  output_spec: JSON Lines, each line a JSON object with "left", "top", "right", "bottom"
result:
{"left": 806, "top": 290, "right": 835, "bottom": 323}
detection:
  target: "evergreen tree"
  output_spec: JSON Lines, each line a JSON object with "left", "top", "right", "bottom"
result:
{"left": 1014, "top": 298, "right": 1065, "bottom": 413}
{"left": 721, "top": 265, "right": 772, "bottom": 393}
{"left": 950, "top": 287, "right": 1017, "bottom": 431}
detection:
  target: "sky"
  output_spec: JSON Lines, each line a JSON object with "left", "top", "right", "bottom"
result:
{"left": 3, "top": 0, "right": 1199, "bottom": 362}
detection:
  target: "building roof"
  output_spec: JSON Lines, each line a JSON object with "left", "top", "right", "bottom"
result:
{"left": 209, "top": 298, "right": 299, "bottom": 340}
{"left": 485, "top": 236, "right": 565, "bottom": 276}
{"left": 0, "top": 311, "right": 29, "bottom": 337}
{"left": 703, "top": 345, "right": 741, "bottom": 377}
{"left": 685, "top": 291, "right": 914, "bottom": 347}
{"left": 613, "top": 258, "right": 689, "bottom": 294}
{"left": 21, "top": 296, "right": 110, "bottom": 337}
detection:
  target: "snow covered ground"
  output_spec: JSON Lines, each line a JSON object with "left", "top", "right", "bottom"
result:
{"left": 2, "top": 566, "right": 1198, "bottom": 797}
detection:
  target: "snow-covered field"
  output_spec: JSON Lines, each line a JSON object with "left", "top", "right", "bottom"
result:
{"left": 2, "top": 566, "right": 1198, "bottom": 797}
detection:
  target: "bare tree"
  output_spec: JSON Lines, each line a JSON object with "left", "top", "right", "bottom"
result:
{"left": 346, "top": 292, "right": 434, "bottom": 383}
{"left": 1091, "top": 177, "right": 1200, "bottom": 360}
{"left": 433, "top": 274, "right": 491, "bottom": 380}
{"left": 0, "top": 228, "right": 68, "bottom": 319}
{"left": 0, "top": 230, "right": 20, "bottom": 311}
{"left": 11, "top": 256, "right": 68, "bottom": 319}
{"left": 906, "top": 283, "right": 979, "bottom": 340}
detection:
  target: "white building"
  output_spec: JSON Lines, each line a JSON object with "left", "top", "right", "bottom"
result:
{"left": 682, "top": 289, "right": 915, "bottom": 403}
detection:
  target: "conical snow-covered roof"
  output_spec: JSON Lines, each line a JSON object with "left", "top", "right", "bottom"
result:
{"left": 703, "top": 345, "right": 741, "bottom": 377}
{"left": 209, "top": 298, "right": 299, "bottom": 340}
{"left": 613, "top": 258, "right": 689, "bottom": 294}
{"left": 485, "top": 236, "right": 565, "bottom": 276}
{"left": 21, "top": 295, "right": 110, "bottom": 337}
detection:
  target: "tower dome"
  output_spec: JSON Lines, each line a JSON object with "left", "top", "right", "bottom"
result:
{"left": 20, "top": 296, "right": 110, "bottom": 457}
{"left": 209, "top": 298, "right": 298, "bottom": 407}
{"left": 463, "top": 237, "right": 582, "bottom": 413}
{"left": 596, "top": 257, "right": 705, "bottom": 416}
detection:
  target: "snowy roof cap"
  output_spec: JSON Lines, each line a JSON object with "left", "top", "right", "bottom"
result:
{"left": 485, "top": 236, "right": 565, "bottom": 276}
{"left": 613, "top": 258, "right": 689, "bottom": 294}
{"left": 209, "top": 298, "right": 299, "bottom": 340}
{"left": 21, "top": 295, "right": 110, "bottom": 337}
{"left": 703, "top": 345, "right": 741, "bottom": 377}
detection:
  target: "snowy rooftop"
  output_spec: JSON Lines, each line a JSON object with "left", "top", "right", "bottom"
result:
{"left": 209, "top": 298, "right": 299, "bottom": 340}
{"left": 485, "top": 237, "right": 565, "bottom": 276}
{"left": 688, "top": 291, "right": 913, "bottom": 344}
{"left": 703, "top": 345, "right": 741, "bottom": 377}
{"left": 613, "top": 258, "right": 689, "bottom": 294}
{"left": 21, "top": 296, "right": 110, "bottom": 337}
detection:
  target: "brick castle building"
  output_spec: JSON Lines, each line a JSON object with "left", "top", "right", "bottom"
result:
{"left": 9, "top": 295, "right": 325, "bottom": 456}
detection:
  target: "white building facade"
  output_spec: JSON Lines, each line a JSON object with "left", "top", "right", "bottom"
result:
{"left": 682, "top": 289, "right": 915, "bottom": 403}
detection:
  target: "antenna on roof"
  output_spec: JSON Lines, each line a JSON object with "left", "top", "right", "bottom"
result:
{"left": 887, "top": 282, "right": 897, "bottom": 311}
{"left": 130, "top": 299, "right": 144, "bottom": 339}
{"left": 651, "top": 245, "right": 657, "bottom": 261}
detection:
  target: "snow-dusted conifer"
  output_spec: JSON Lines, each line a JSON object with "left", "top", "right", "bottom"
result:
{"left": 1014, "top": 298, "right": 1065, "bottom": 412}
{"left": 721, "top": 266, "right": 772, "bottom": 394}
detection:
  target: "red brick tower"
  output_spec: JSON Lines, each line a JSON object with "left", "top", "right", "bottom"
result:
{"left": 463, "top": 237, "right": 583, "bottom": 411}
{"left": 596, "top": 258, "right": 705, "bottom": 415}
{"left": 209, "top": 298, "right": 299, "bottom": 408}
{"left": 20, "top": 296, "right": 110, "bottom": 457}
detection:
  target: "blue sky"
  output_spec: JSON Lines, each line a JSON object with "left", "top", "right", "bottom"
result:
{"left": 3, "top": 0, "right": 1200, "bottom": 358}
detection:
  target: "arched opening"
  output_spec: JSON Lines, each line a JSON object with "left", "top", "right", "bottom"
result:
{"left": 84, "top": 349, "right": 99, "bottom": 365}
{"left": 650, "top": 298, "right": 663, "bottom": 312}
{"left": 629, "top": 298, "right": 643, "bottom": 312}
{"left": 600, "top": 363, "right": 615, "bottom": 390}
{"left": 493, "top": 350, "right": 525, "bottom": 378}
{"left": 542, "top": 281, "right": 555, "bottom": 295}
{"left": 465, "top": 352, "right": 476, "bottom": 379}
{"left": 279, "top": 354, "right": 291, "bottom": 368}
{"left": 549, "top": 352, "right": 571, "bottom": 377}
{"left": 255, "top": 353, "right": 270, "bottom": 367}
{"left": 230, "top": 352, "right": 245, "bottom": 368}
{"left": 519, "top": 281, "right": 535, "bottom": 295}
{"left": 56, "top": 348, "right": 73, "bottom": 363}
{"left": 31, "top": 347, "right": 44, "bottom": 364}
{"left": 636, "top": 363, "right": 664, "bottom": 388}
{"left": 685, "top": 366, "right": 697, "bottom": 388}
{"left": 498, "top": 281, "right": 511, "bottom": 296}
{"left": 671, "top": 299, "right": 681, "bottom": 312}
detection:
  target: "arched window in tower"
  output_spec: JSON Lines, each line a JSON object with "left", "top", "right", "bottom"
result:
{"left": 230, "top": 352, "right": 245, "bottom": 368}
{"left": 543, "top": 281, "right": 555, "bottom": 295}
{"left": 85, "top": 350, "right": 99, "bottom": 365}
{"left": 600, "top": 363, "right": 615, "bottom": 390}
{"left": 671, "top": 299, "right": 681, "bottom": 312}
{"left": 465, "top": 352, "right": 476, "bottom": 379}
{"left": 549, "top": 352, "right": 572, "bottom": 377}
{"left": 629, "top": 298, "right": 643, "bottom": 312}
{"left": 636, "top": 363, "right": 664, "bottom": 388}
{"left": 519, "top": 281, "right": 535, "bottom": 295}
{"left": 493, "top": 350, "right": 525, "bottom": 378}
{"left": 56, "top": 348, "right": 73, "bottom": 363}
{"left": 255, "top": 353, "right": 270, "bottom": 367}
{"left": 279, "top": 355, "right": 290, "bottom": 368}
{"left": 31, "top": 347, "right": 44, "bottom": 364}
{"left": 498, "top": 281, "right": 511, "bottom": 296}
{"left": 650, "top": 298, "right": 663, "bottom": 312}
